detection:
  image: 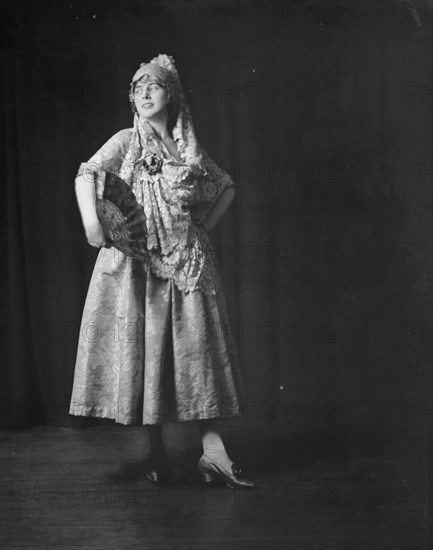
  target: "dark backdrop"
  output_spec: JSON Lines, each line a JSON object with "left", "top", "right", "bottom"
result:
{"left": 2, "top": 1, "right": 431, "bottom": 462}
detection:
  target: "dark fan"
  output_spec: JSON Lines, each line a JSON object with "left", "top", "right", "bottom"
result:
{"left": 93, "top": 171, "right": 149, "bottom": 262}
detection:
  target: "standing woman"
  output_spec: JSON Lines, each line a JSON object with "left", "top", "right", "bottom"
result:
{"left": 69, "top": 53, "right": 254, "bottom": 489}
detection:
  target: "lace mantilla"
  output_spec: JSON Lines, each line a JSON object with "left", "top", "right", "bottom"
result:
{"left": 77, "top": 127, "right": 234, "bottom": 296}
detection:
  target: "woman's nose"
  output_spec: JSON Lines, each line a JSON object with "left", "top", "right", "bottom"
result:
{"left": 145, "top": 89, "right": 151, "bottom": 99}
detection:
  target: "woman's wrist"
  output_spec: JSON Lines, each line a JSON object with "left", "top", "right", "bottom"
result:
{"left": 202, "top": 218, "right": 213, "bottom": 232}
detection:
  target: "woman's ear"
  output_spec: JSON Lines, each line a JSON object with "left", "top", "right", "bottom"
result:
{"left": 129, "top": 84, "right": 138, "bottom": 114}
{"left": 130, "top": 90, "right": 138, "bottom": 114}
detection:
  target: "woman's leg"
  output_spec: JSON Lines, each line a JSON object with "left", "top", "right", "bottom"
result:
{"left": 146, "top": 423, "right": 166, "bottom": 461}
{"left": 197, "top": 418, "right": 255, "bottom": 488}
{"left": 143, "top": 423, "right": 169, "bottom": 483}
{"left": 196, "top": 418, "right": 233, "bottom": 471}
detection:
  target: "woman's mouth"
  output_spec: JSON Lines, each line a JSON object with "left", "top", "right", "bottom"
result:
{"left": 142, "top": 103, "right": 154, "bottom": 108}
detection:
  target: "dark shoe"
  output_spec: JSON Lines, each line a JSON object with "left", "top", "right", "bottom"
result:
{"left": 144, "top": 456, "right": 170, "bottom": 485}
{"left": 198, "top": 454, "right": 255, "bottom": 489}
{"left": 144, "top": 466, "right": 161, "bottom": 484}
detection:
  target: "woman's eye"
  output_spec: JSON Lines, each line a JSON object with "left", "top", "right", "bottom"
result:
{"left": 134, "top": 83, "right": 161, "bottom": 97}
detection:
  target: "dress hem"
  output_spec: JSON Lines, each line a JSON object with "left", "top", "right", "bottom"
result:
{"left": 69, "top": 406, "right": 242, "bottom": 426}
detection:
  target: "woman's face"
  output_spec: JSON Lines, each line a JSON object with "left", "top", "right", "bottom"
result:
{"left": 133, "top": 78, "right": 170, "bottom": 119}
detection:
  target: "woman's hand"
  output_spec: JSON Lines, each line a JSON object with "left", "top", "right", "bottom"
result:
{"left": 85, "top": 220, "right": 106, "bottom": 248}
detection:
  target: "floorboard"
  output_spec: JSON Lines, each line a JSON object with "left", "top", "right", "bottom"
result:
{"left": 0, "top": 422, "right": 429, "bottom": 549}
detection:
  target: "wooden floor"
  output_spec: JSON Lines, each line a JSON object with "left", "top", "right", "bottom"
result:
{"left": 0, "top": 421, "right": 429, "bottom": 550}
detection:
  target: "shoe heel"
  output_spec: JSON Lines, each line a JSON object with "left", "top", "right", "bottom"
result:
{"left": 199, "top": 471, "right": 215, "bottom": 483}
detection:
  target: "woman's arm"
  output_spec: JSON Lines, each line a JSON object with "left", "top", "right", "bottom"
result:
{"left": 75, "top": 174, "right": 105, "bottom": 247}
{"left": 74, "top": 129, "right": 132, "bottom": 247}
{"left": 193, "top": 187, "right": 235, "bottom": 231}
{"left": 193, "top": 148, "right": 237, "bottom": 232}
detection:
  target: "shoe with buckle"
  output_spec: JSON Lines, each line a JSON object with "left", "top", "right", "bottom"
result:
{"left": 198, "top": 454, "right": 255, "bottom": 489}
{"left": 144, "top": 455, "right": 170, "bottom": 485}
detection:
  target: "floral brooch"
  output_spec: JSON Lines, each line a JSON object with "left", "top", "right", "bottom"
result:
{"left": 142, "top": 151, "right": 163, "bottom": 175}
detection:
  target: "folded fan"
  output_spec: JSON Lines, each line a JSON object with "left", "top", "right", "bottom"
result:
{"left": 93, "top": 171, "right": 149, "bottom": 262}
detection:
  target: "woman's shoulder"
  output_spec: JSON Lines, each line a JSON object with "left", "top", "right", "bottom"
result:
{"left": 98, "top": 128, "right": 134, "bottom": 156}
{"left": 109, "top": 127, "right": 134, "bottom": 143}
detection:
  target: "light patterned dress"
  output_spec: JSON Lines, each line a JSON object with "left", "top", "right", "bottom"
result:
{"left": 69, "top": 128, "right": 245, "bottom": 425}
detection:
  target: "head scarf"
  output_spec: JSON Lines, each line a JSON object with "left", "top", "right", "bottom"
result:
{"left": 120, "top": 53, "right": 206, "bottom": 182}
{"left": 129, "top": 61, "right": 180, "bottom": 121}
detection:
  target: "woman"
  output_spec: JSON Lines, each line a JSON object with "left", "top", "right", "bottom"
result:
{"left": 69, "top": 53, "right": 254, "bottom": 489}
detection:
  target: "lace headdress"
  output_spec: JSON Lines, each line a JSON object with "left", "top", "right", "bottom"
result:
{"left": 121, "top": 53, "right": 206, "bottom": 182}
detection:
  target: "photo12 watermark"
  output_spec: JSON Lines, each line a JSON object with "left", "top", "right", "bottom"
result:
{"left": 400, "top": 322, "right": 432, "bottom": 344}
{"left": 0, "top": 478, "right": 163, "bottom": 510}
{"left": 401, "top": 400, "right": 433, "bottom": 424}
{"left": 201, "top": 80, "right": 338, "bottom": 104}
{"left": 401, "top": 162, "right": 433, "bottom": 185}
{"left": 199, "top": 1, "right": 341, "bottom": 25}
{"left": 400, "top": 481, "right": 431, "bottom": 504}
{"left": 201, "top": 480, "right": 340, "bottom": 505}
{"left": 400, "top": 242, "right": 433, "bottom": 264}
{"left": 202, "top": 320, "right": 341, "bottom": 345}
{"left": 401, "top": 82, "right": 433, "bottom": 103}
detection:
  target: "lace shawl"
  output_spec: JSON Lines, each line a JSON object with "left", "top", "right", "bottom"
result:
{"left": 76, "top": 127, "right": 234, "bottom": 295}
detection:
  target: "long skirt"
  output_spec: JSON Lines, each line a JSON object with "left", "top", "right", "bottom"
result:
{"left": 68, "top": 246, "right": 245, "bottom": 425}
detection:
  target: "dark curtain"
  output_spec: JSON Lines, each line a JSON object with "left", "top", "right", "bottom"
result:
{"left": 2, "top": 0, "right": 431, "bottom": 460}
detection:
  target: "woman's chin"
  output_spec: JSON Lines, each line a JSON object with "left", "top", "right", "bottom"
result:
{"left": 138, "top": 108, "right": 165, "bottom": 120}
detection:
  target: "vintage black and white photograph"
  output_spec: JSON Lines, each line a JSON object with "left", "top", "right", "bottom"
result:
{"left": 1, "top": 0, "right": 432, "bottom": 548}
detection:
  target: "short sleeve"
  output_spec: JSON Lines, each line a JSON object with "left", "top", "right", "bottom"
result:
{"left": 76, "top": 128, "right": 133, "bottom": 180}
{"left": 198, "top": 148, "right": 235, "bottom": 216}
